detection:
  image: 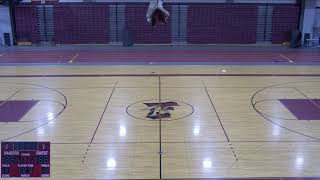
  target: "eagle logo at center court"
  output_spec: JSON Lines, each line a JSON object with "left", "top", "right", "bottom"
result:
{"left": 144, "top": 101, "right": 179, "bottom": 120}
{"left": 126, "top": 99, "right": 194, "bottom": 121}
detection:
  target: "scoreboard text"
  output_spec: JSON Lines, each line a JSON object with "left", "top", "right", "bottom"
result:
{"left": 1, "top": 142, "right": 50, "bottom": 178}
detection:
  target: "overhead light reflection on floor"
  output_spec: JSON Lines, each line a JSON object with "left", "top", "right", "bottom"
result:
{"left": 48, "top": 112, "right": 54, "bottom": 120}
{"left": 295, "top": 156, "right": 304, "bottom": 169}
{"left": 193, "top": 126, "right": 200, "bottom": 136}
{"left": 202, "top": 159, "right": 212, "bottom": 169}
{"left": 107, "top": 158, "right": 117, "bottom": 169}
{"left": 119, "top": 126, "right": 127, "bottom": 137}
{"left": 272, "top": 125, "right": 280, "bottom": 136}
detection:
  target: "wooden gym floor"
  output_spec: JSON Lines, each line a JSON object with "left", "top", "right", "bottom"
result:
{"left": 1, "top": 49, "right": 320, "bottom": 179}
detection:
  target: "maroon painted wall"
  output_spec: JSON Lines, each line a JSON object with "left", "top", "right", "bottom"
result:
{"left": 125, "top": 4, "right": 171, "bottom": 44}
{"left": 15, "top": 5, "right": 39, "bottom": 43}
{"left": 187, "top": 4, "right": 258, "bottom": 44}
{"left": 53, "top": 4, "right": 108, "bottom": 44}
{"left": 272, "top": 6, "right": 300, "bottom": 44}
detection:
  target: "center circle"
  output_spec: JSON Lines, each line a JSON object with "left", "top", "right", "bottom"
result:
{"left": 126, "top": 99, "right": 194, "bottom": 121}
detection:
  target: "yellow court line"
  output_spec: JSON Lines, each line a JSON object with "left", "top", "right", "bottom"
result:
{"left": 68, "top": 54, "right": 79, "bottom": 63}
{"left": 280, "top": 54, "right": 294, "bottom": 63}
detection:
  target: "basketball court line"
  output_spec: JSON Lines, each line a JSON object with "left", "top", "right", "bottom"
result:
{"left": 159, "top": 76, "right": 163, "bottom": 179}
{"left": 82, "top": 82, "right": 117, "bottom": 163}
{"left": 0, "top": 89, "right": 22, "bottom": 107}
{"left": 89, "top": 82, "right": 117, "bottom": 143}
{"left": 294, "top": 87, "right": 320, "bottom": 110}
{"left": 0, "top": 83, "right": 68, "bottom": 142}
{"left": 251, "top": 84, "right": 320, "bottom": 141}
{"left": 1, "top": 73, "right": 320, "bottom": 78}
{"left": 203, "top": 81, "right": 239, "bottom": 161}
{"left": 254, "top": 98, "right": 299, "bottom": 121}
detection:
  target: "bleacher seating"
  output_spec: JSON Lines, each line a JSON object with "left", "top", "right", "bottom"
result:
{"left": 125, "top": 4, "right": 171, "bottom": 44}
{"left": 187, "top": 4, "right": 258, "bottom": 44}
{"left": 53, "top": 4, "right": 109, "bottom": 44}
{"left": 15, "top": 5, "right": 39, "bottom": 43}
{"left": 13, "top": 3, "right": 301, "bottom": 45}
{"left": 272, "top": 6, "right": 300, "bottom": 44}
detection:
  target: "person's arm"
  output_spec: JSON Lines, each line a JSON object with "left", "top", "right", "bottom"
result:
{"left": 157, "top": 0, "right": 170, "bottom": 17}
{"left": 146, "top": 0, "right": 158, "bottom": 23}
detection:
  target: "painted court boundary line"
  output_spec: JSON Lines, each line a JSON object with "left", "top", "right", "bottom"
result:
{"left": 82, "top": 82, "right": 117, "bottom": 164}
{"left": 158, "top": 75, "right": 163, "bottom": 179}
{"left": 203, "top": 82, "right": 239, "bottom": 162}
{"left": 1, "top": 61, "right": 320, "bottom": 66}
{"left": 1, "top": 74, "right": 320, "bottom": 78}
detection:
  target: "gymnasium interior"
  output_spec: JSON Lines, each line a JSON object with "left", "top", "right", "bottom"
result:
{"left": 0, "top": 0, "right": 320, "bottom": 179}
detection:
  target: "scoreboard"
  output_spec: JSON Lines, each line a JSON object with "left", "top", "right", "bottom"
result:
{"left": 1, "top": 142, "right": 50, "bottom": 178}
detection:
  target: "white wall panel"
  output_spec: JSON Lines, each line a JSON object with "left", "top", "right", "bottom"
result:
{"left": 302, "top": 0, "right": 318, "bottom": 41}
{"left": 0, "top": 5, "right": 12, "bottom": 45}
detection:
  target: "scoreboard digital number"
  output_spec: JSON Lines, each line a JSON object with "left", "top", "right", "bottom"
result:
{"left": 1, "top": 142, "right": 50, "bottom": 178}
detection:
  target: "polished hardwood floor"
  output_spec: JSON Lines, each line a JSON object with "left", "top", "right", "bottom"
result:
{"left": 0, "top": 65, "right": 320, "bottom": 179}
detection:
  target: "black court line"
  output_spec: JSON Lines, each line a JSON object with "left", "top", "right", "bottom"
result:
{"left": 1, "top": 82, "right": 68, "bottom": 142}
{"left": 89, "top": 82, "right": 117, "bottom": 143}
{"left": 158, "top": 75, "right": 162, "bottom": 179}
{"left": 0, "top": 89, "right": 22, "bottom": 107}
{"left": 251, "top": 81, "right": 320, "bottom": 141}
{"left": 294, "top": 87, "right": 320, "bottom": 110}
{"left": 203, "top": 82, "right": 239, "bottom": 161}
{"left": 82, "top": 82, "right": 117, "bottom": 163}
